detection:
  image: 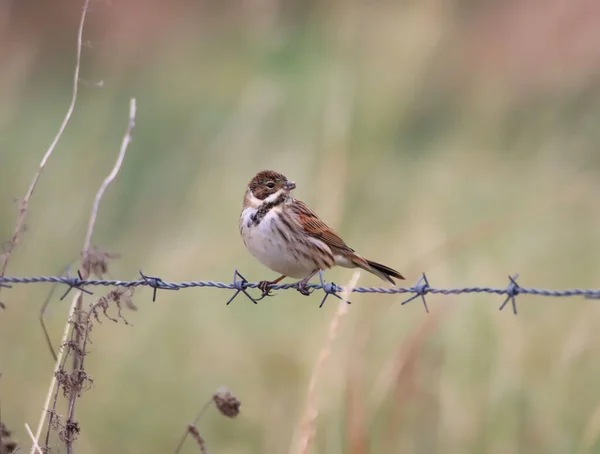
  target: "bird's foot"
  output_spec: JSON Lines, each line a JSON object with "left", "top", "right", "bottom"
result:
{"left": 293, "top": 270, "right": 319, "bottom": 296}
{"left": 257, "top": 279, "right": 281, "bottom": 299}
{"left": 295, "top": 278, "right": 314, "bottom": 296}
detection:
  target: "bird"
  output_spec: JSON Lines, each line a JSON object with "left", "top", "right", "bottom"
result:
{"left": 239, "top": 170, "right": 405, "bottom": 296}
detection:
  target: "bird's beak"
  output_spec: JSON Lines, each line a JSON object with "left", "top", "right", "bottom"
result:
{"left": 283, "top": 181, "right": 296, "bottom": 191}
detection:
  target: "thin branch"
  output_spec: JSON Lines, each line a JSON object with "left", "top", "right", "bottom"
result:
{"left": 0, "top": 0, "right": 91, "bottom": 302}
{"left": 30, "top": 98, "right": 137, "bottom": 454}
{"left": 290, "top": 271, "right": 360, "bottom": 454}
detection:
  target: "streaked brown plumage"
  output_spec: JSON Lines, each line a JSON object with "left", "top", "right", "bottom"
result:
{"left": 239, "top": 170, "right": 404, "bottom": 294}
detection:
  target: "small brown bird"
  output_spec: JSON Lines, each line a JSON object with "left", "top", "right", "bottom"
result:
{"left": 239, "top": 170, "right": 404, "bottom": 295}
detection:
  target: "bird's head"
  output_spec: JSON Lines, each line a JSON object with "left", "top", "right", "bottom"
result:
{"left": 246, "top": 170, "right": 296, "bottom": 205}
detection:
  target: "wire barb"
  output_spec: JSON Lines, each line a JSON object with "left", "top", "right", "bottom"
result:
{"left": 1, "top": 271, "right": 600, "bottom": 310}
{"left": 498, "top": 274, "right": 520, "bottom": 315}
{"left": 317, "top": 270, "right": 350, "bottom": 308}
{"left": 139, "top": 270, "right": 179, "bottom": 302}
{"left": 226, "top": 270, "right": 259, "bottom": 305}
{"left": 59, "top": 267, "right": 93, "bottom": 301}
{"left": 401, "top": 273, "right": 430, "bottom": 313}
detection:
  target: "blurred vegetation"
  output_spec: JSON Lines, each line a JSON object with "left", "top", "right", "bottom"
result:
{"left": 1, "top": 0, "right": 600, "bottom": 453}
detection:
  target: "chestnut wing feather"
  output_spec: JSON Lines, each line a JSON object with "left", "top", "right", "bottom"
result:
{"left": 291, "top": 200, "right": 354, "bottom": 253}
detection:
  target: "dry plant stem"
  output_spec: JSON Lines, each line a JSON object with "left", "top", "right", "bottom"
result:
{"left": 187, "top": 425, "right": 208, "bottom": 454}
{"left": 65, "top": 98, "right": 137, "bottom": 454}
{"left": 0, "top": 0, "right": 90, "bottom": 298}
{"left": 25, "top": 424, "right": 43, "bottom": 454}
{"left": 39, "top": 261, "right": 76, "bottom": 362}
{"left": 69, "top": 288, "right": 131, "bottom": 426}
{"left": 30, "top": 98, "right": 137, "bottom": 454}
{"left": 173, "top": 399, "right": 214, "bottom": 454}
{"left": 81, "top": 100, "right": 137, "bottom": 254}
{"left": 345, "top": 320, "right": 370, "bottom": 454}
{"left": 290, "top": 271, "right": 360, "bottom": 454}
{"left": 44, "top": 372, "right": 63, "bottom": 451}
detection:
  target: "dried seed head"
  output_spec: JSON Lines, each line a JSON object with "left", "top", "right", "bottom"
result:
{"left": 59, "top": 420, "right": 80, "bottom": 444}
{"left": 90, "top": 287, "right": 136, "bottom": 325}
{"left": 81, "top": 246, "right": 120, "bottom": 278}
{"left": 0, "top": 421, "right": 18, "bottom": 453}
{"left": 212, "top": 386, "right": 241, "bottom": 418}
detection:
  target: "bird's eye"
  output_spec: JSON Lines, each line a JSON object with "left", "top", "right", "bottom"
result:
{"left": 266, "top": 182, "right": 275, "bottom": 189}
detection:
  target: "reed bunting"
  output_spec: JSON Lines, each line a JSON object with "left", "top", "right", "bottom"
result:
{"left": 239, "top": 170, "right": 404, "bottom": 296}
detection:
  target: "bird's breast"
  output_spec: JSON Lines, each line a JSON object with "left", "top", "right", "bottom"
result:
{"left": 239, "top": 207, "right": 320, "bottom": 278}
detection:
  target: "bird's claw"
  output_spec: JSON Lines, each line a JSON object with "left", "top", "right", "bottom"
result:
{"left": 257, "top": 280, "right": 277, "bottom": 299}
{"left": 295, "top": 280, "right": 313, "bottom": 296}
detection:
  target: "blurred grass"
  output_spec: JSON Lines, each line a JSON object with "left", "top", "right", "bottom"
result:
{"left": 1, "top": 1, "right": 600, "bottom": 453}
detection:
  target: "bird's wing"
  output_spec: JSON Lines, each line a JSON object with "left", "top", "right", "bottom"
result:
{"left": 290, "top": 200, "right": 355, "bottom": 253}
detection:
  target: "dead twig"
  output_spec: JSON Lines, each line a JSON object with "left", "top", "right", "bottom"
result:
{"left": 0, "top": 0, "right": 91, "bottom": 308}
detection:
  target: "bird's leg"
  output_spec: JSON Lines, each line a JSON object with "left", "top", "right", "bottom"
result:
{"left": 295, "top": 269, "right": 319, "bottom": 296}
{"left": 258, "top": 275, "right": 286, "bottom": 298}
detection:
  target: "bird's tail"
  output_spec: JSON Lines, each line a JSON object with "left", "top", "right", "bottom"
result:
{"left": 353, "top": 257, "right": 405, "bottom": 285}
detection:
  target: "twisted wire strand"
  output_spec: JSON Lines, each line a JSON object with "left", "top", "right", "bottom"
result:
{"left": 1, "top": 273, "right": 599, "bottom": 298}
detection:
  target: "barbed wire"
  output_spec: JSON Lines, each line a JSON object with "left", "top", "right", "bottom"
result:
{"left": 1, "top": 269, "right": 600, "bottom": 315}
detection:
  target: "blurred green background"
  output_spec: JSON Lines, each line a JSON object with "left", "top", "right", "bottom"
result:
{"left": 2, "top": 0, "right": 600, "bottom": 453}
